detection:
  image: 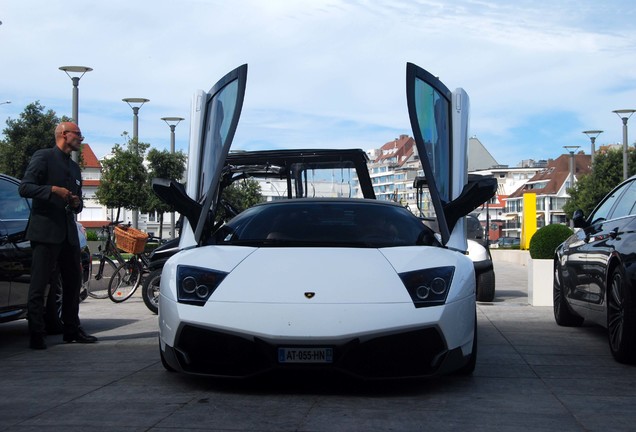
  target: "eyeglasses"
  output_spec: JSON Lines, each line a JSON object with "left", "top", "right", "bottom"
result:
{"left": 66, "top": 130, "right": 84, "bottom": 139}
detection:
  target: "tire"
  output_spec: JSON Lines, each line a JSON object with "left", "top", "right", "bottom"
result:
{"left": 476, "top": 268, "right": 495, "bottom": 302}
{"left": 553, "top": 261, "right": 584, "bottom": 327}
{"left": 44, "top": 274, "right": 64, "bottom": 335}
{"left": 108, "top": 259, "right": 142, "bottom": 303}
{"left": 607, "top": 266, "right": 636, "bottom": 364}
{"left": 142, "top": 268, "right": 162, "bottom": 314}
{"left": 80, "top": 246, "right": 91, "bottom": 302}
{"left": 88, "top": 256, "right": 118, "bottom": 299}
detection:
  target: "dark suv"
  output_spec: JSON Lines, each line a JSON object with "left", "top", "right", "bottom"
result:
{"left": 0, "top": 174, "right": 88, "bottom": 332}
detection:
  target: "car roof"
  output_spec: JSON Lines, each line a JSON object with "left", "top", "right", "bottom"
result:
{"left": 0, "top": 174, "right": 20, "bottom": 185}
{"left": 222, "top": 148, "right": 375, "bottom": 199}
{"left": 250, "top": 197, "right": 405, "bottom": 208}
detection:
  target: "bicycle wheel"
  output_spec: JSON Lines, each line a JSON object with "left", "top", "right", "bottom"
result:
{"left": 108, "top": 258, "right": 143, "bottom": 303}
{"left": 88, "top": 256, "right": 118, "bottom": 299}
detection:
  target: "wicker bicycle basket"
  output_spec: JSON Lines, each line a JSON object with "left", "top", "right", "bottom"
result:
{"left": 114, "top": 226, "right": 149, "bottom": 254}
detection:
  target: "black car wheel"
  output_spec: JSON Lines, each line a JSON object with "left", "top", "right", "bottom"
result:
{"left": 142, "top": 268, "right": 162, "bottom": 314}
{"left": 79, "top": 246, "right": 90, "bottom": 301}
{"left": 608, "top": 266, "right": 636, "bottom": 364}
{"left": 553, "top": 261, "right": 583, "bottom": 327}
{"left": 44, "top": 275, "right": 64, "bottom": 334}
{"left": 476, "top": 269, "right": 495, "bottom": 302}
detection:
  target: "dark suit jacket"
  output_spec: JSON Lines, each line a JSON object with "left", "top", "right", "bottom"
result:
{"left": 18, "top": 147, "right": 83, "bottom": 245}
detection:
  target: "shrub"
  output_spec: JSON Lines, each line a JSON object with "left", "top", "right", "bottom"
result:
{"left": 529, "top": 224, "right": 574, "bottom": 259}
{"left": 85, "top": 230, "right": 99, "bottom": 241}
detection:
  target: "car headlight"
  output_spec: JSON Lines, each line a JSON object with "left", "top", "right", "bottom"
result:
{"left": 176, "top": 265, "right": 227, "bottom": 306}
{"left": 399, "top": 266, "right": 455, "bottom": 308}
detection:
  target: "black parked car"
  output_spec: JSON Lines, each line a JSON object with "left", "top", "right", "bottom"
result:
{"left": 0, "top": 174, "right": 88, "bottom": 333}
{"left": 554, "top": 175, "right": 636, "bottom": 363}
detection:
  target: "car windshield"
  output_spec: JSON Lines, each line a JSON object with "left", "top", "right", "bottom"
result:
{"left": 213, "top": 199, "right": 438, "bottom": 248}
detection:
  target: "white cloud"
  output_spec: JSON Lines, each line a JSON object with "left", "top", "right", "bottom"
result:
{"left": 1, "top": 0, "right": 636, "bottom": 166}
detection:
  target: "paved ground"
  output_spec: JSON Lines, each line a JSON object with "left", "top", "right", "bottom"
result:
{"left": 1, "top": 257, "right": 635, "bottom": 431}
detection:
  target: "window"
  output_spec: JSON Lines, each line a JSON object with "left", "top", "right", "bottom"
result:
{"left": 590, "top": 180, "right": 633, "bottom": 225}
{"left": 608, "top": 180, "right": 636, "bottom": 220}
{"left": 0, "top": 178, "right": 30, "bottom": 220}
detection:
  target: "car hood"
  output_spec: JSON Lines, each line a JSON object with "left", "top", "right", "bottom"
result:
{"left": 167, "top": 245, "right": 473, "bottom": 305}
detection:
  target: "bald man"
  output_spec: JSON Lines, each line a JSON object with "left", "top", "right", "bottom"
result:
{"left": 19, "top": 122, "right": 97, "bottom": 349}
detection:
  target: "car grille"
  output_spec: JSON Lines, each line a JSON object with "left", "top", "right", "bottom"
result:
{"left": 175, "top": 325, "right": 448, "bottom": 379}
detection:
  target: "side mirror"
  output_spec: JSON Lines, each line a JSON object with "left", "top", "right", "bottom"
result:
{"left": 572, "top": 209, "right": 588, "bottom": 229}
{"left": 443, "top": 175, "right": 498, "bottom": 234}
{"left": 151, "top": 178, "right": 203, "bottom": 232}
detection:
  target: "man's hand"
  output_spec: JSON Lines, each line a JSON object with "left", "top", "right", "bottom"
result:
{"left": 52, "top": 186, "right": 80, "bottom": 208}
{"left": 68, "top": 194, "right": 81, "bottom": 209}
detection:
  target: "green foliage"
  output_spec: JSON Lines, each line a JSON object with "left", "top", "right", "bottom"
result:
{"left": 142, "top": 148, "right": 187, "bottom": 215}
{"left": 216, "top": 178, "right": 263, "bottom": 222}
{"left": 144, "top": 242, "right": 160, "bottom": 254}
{"left": 0, "top": 102, "right": 63, "bottom": 178}
{"left": 529, "top": 224, "right": 573, "bottom": 259}
{"left": 564, "top": 148, "right": 636, "bottom": 218}
{"left": 85, "top": 230, "right": 99, "bottom": 241}
{"left": 95, "top": 135, "right": 150, "bottom": 212}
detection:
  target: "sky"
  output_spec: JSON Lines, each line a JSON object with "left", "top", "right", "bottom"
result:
{"left": 1, "top": 0, "right": 636, "bottom": 168}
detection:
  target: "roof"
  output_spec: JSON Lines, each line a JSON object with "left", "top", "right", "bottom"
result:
{"left": 79, "top": 220, "right": 110, "bottom": 229}
{"left": 468, "top": 137, "right": 498, "bottom": 171}
{"left": 81, "top": 144, "right": 101, "bottom": 169}
{"left": 508, "top": 153, "right": 591, "bottom": 198}
{"left": 371, "top": 135, "right": 415, "bottom": 168}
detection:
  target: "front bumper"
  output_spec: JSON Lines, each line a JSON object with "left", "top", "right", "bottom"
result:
{"left": 160, "top": 323, "right": 471, "bottom": 379}
{"left": 159, "top": 294, "right": 475, "bottom": 379}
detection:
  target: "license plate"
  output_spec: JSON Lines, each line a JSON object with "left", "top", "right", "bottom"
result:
{"left": 278, "top": 347, "right": 333, "bottom": 364}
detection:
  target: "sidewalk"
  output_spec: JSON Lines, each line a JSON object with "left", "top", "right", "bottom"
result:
{"left": 0, "top": 257, "right": 635, "bottom": 431}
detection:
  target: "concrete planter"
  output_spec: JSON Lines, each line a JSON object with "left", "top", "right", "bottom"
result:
{"left": 86, "top": 241, "right": 102, "bottom": 255}
{"left": 528, "top": 258, "right": 553, "bottom": 306}
{"left": 490, "top": 249, "right": 529, "bottom": 266}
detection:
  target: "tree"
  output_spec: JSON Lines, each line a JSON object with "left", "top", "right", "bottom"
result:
{"left": 95, "top": 135, "right": 150, "bottom": 219}
{"left": 0, "top": 101, "right": 70, "bottom": 178}
{"left": 143, "top": 148, "right": 187, "bottom": 235}
{"left": 564, "top": 147, "right": 636, "bottom": 217}
{"left": 216, "top": 178, "right": 263, "bottom": 222}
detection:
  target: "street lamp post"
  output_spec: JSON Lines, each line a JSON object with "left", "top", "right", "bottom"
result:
{"left": 563, "top": 145, "right": 580, "bottom": 228}
{"left": 123, "top": 98, "right": 149, "bottom": 141}
{"left": 582, "top": 130, "right": 603, "bottom": 166}
{"left": 0, "top": 100, "right": 10, "bottom": 106}
{"left": 59, "top": 66, "right": 92, "bottom": 163}
{"left": 122, "top": 98, "right": 150, "bottom": 229}
{"left": 161, "top": 116, "right": 185, "bottom": 239}
{"left": 161, "top": 117, "right": 184, "bottom": 153}
{"left": 612, "top": 109, "right": 636, "bottom": 180}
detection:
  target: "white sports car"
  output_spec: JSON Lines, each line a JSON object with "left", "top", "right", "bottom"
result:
{"left": 154, "top": 63, "right": 496, "bottom": 379}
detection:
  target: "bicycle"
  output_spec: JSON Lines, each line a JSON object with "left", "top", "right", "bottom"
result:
{"left": 86, "top": 220, "right": 129, "bottom": 299}
{"left": 107, "top": 226, "right": 152, "bottom": 303}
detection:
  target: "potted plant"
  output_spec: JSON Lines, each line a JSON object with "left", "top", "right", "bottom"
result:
{"left": 85, "top": 229, "right": 102, "bottom": 255}
{"left": 527, "top": 224, "right": 573, "bottom": 306}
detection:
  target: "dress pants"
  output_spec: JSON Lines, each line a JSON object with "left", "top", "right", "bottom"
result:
{"left": 28, "top": 241, "right": 81, "bottom": 336}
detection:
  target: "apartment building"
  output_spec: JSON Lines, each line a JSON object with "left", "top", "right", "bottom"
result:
{"left": 503, "top": 153, "right": 591, "bottom": 237}
{"left": 470, "top": 164, "right": 545, "bottom": 240}
{"left": 76, "top": 144, "right": 109, "bottom": 230}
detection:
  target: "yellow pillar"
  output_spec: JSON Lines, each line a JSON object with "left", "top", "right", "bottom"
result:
{"left": 521, "top": 192, "right": 537, "bottom": 250}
